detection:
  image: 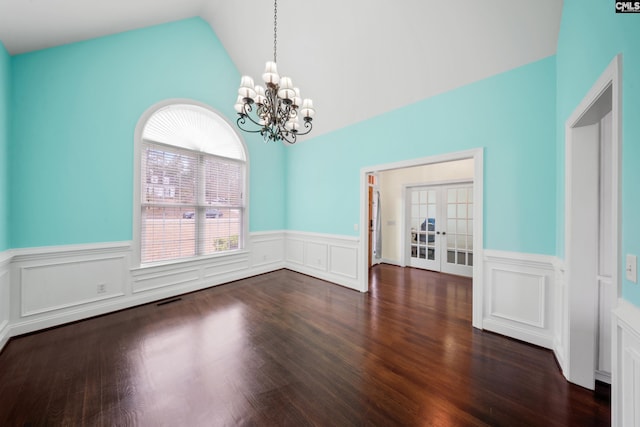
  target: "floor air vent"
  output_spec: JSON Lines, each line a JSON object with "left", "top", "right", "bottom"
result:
{"left": 156, "top": 297, "right": 182, "bottom": 306}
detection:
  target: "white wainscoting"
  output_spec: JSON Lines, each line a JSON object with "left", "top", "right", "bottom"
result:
{"left": 597, "top": 276, "right": 614, "bottom": 383}
{"left": 250, "top": 231, "right": 285, "bottom": 272}
{"left": 613, "top": 300, "right": 640, "bottom": 427}
{"left": 0, "top": 251, "right": 11, "bottom": 350}
{"left": 284, "top": 231, "right": 361, "bottom": 291}
{"left": 21, "top": 255, "right": 128, "bottom": 317}
{"left": 552, "top": 259, "right": 568, "bottom": 376}
{"left": 483, "top": 250, "right": 557, "bottom": 349}
{"left": 9, "top": 242, "right": 132, "bottom": 337}
{"left": 1, "top": 232, "right": 286, "bottom": 351}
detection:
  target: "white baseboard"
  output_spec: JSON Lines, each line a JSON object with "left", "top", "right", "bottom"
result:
{"left": 553, "top": 342, "right": 566, "bottom": 376}
{"left": 595, "top": 370, "right": 611, "bottom": 384}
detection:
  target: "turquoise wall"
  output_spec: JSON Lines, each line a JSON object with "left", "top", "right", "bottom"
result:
{"left": 0, "top": 42, "right": 9, "bottom": 251}
{"left": 8, "top": 6, "right": 638, "bottom": 305}
{"left": 286, "top": 56, "right": 557, "bottom": 255}
{"left": 556, "top": 0, "right": 640, "bottom": 306}
{"left": 9, "top": 17, "right": 285, "bottom": 249}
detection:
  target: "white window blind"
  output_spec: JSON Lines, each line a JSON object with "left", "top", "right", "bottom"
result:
{"left": 138, "top": 103, "right": 246, "bottom": 265}
{"left": 141, "top": 141, "right": 244, "bottom": 264}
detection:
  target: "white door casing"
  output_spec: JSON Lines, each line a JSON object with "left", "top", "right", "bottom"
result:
{"left": 564, "top": 54, "right": 621, "bottom": 401}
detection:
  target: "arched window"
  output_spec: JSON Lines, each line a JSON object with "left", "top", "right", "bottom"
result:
{"left": 135, "top": 101, "right": 247, "bottom": 265}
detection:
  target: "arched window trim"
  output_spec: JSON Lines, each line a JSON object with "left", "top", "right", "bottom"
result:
{"left": 132, "top": 99, "right": 249, "bottom": 268}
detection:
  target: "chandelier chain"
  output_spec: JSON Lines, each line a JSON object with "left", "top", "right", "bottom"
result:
{"left": 273, "top": 0, "right": 278, "bottom": 63}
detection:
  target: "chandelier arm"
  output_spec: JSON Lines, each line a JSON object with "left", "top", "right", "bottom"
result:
{"left": 280, "top": 129, "right": 297, "bottom": 145}
{"left": 236, "top": 115, "right": 264, "bottom": 134}
{"left": 294, "top": 120, "right": 313, "bottom": 136}
{"left": 236, "top": 103, "right": 267, "bottom": 133}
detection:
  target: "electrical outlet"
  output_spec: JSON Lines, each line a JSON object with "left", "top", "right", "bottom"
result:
{"left": 97, "top": 283, "right": 107, "bottom": 294}
{"left": 626, "top": 254, "right": 637, "bottom": 283}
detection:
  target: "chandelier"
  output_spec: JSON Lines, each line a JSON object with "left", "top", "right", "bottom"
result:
{"left": 234, "top": 0, "right": 315, "bottom": 145}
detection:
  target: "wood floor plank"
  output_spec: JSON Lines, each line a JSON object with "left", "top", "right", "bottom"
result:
{"left": 0, "top": 265, "right": 610, "bottom": 426}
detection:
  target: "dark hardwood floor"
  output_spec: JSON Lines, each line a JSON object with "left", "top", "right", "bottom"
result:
{"left": 0, "top": 265, "right": 610, "bottom": 426}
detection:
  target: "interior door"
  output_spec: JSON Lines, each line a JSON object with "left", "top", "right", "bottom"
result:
{"left": 408, "top": 187, "right": 439, "bottom": 270}
{"left": 407, "top": 184, "right": 473, "bottom": 277}
{"left": 441, "top": 185, "right": 473, "bottom": 277}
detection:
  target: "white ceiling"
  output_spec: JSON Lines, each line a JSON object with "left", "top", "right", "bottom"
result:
{"left": 0, "top": 0, "right": 563, "bottom": 138}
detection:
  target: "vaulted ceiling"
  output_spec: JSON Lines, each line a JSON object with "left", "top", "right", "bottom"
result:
{"left": 0, "top": 0, "right": 563, "bottom": 137}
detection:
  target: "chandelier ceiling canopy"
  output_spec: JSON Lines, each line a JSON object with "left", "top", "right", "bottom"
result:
{"left": 234, "top": 0, "right": 315, "bottom": 145}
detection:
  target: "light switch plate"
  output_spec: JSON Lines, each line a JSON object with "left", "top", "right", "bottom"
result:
{"left": 626, "top": 254, "right": 637, "bottom": 283}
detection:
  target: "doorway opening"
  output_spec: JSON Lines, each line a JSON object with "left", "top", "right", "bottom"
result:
{"left": 564, "top": 55, "right": 621, "bottom": 390}
{"left": 359, "top": 149, "right": 484, "bottom": 329}
{"left": 367, "top": 174, "right": 381, "bottom": 268}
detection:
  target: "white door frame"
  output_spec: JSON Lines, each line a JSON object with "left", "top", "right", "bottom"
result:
{"left": 359, "top": 148, "right": 484, "bottom": 329}
{"left": 564, "top": 54, "right": 621, "bottom": 391}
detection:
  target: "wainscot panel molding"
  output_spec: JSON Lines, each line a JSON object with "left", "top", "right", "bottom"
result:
{"left": 131, "top": 250, "right": 255, "bottom": 294}
{"left": 9, "top": 242, "right": 133, "bottom": 339}
{"left": 284, "top": 231, "right": 360, "bottom": 291}
{"left": 0, "top": 232, "right": 286, "bottom": 352}
{"left": 250, "top": 231, "right": 286, "bottom": 271}
{"left": 483, "top": 250, "right": 557, "bottom": 349}
{"left": 21, "top": 255, "right": 127, "bottom": 316}
{"left": 612, "top": 299, "right": 640, "bottom": 427}
{"left": 129, "top": 231, "right": 285, "bottom": 298}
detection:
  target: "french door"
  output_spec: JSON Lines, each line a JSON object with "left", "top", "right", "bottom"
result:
{"left": 407, "top": 184, "right": 473, "bottom": 277}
